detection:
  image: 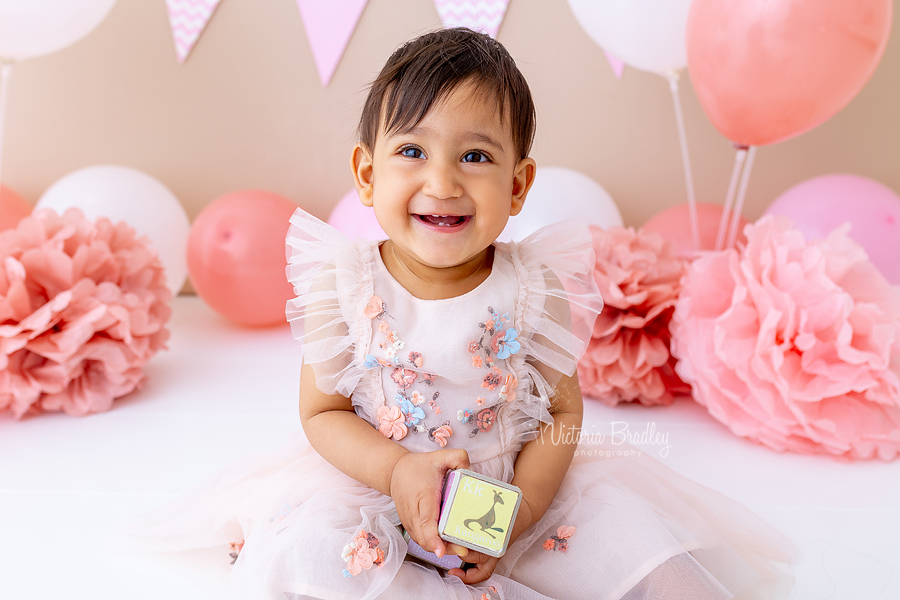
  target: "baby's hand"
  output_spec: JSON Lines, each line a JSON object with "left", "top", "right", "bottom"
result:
{"left": 389, "top": 448, "right": 470, "bottom": 558}
{"left": 448, "top": 551, "right": 499, "bottom": 584}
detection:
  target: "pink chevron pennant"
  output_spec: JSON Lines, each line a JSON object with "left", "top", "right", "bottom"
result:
{"left": 433, "top": 0, "right": 510, "bottom": 39}
{"left": 295, "top": 0, "right": 370, "bottom": 87}
{"left": 166, "top": 0, "right": 222, "bottom": 63}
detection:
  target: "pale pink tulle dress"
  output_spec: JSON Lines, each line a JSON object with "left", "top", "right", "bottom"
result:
{"left": 123, "top": 209, "right": 793, "bottom": 599}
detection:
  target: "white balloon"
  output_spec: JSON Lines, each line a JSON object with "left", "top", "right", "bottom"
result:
{"left": 37, "top": 165, "right": 190, "bottom": 295}
{"left": 567, "top": 0, "right": 692, "bottom": 77}
{"left": 503, "top": 166, "right": 622, "bottom": 241}
{"left": 0, "top": 0, "right": 117, "bottom": 61}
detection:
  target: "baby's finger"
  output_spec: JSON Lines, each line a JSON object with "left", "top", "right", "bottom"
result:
{"left": 436, "top": 447, "right": 470, "bottom": 472}
{"left": 418, "top": 513, "right": 447, "bottom": 558}
{"left": 446, "top": 543, "right": 469, "bottom": 557}
{"left": 447, "top": 559, "right": 496, "bottom": 585}
{"left": 459, "top": 549, "right": 492, "bottom": 565}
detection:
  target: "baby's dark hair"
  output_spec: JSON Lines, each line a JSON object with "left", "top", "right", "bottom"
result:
{"left": 358, "top": 28, "right": 535, "bottom": 159}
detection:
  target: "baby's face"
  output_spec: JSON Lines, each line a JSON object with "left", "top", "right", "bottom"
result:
{"left": 357, "top": 82, "right": 532, "bottom": 271}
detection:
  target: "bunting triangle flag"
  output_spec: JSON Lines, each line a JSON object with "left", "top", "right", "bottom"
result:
{"left": 433, "top": 0, "right": 511, "bottom": 39}
{"left": 604, "top": 50, "right": 625, "bottom": 80}
{"left": 166, "top": 0, "right": 223, "bottom": 63}
{"left": 295, "top": 0, "right": 370, "bottom": 86}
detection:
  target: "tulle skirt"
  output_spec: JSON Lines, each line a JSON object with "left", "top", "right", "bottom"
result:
{"left": 120, "top": 436, "right": 793, "bottom": 600}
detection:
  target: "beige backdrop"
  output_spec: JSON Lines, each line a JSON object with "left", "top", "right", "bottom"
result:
{"left": 4, "top": 0, "right": 899, "bottom": 234}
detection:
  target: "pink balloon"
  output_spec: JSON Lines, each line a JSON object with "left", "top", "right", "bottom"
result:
{"left": 188, "top": 190, "right": 298, "bottom": 327}
{"left": 687, "top": 0, "right": 892, "bottom": 146}
{"left": 0, "top": 185, "right": 32, "bottom": 232}
{"left": 641, "top": 203, "right": 749, "bottom": 257}
{"left": 764, "top": 174, "right": 900, "bottom": 284}
{"left": 327, "top": 189, "right": 386, "bottom": 240}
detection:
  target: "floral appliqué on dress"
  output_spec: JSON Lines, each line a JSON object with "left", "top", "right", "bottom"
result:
{"left": 543, "top": 526, "right": 576, "bottom": 552}
{"left": 480, "top": 585, "right": 500, "bottom": 600}
{"left": 341, "top": 530, "right": 386, "bottom": 577}
{"left": 229, "top": 540, "right": 244, "bottom": 565}
{"left": 465, "top": 307, "right": 520, "bottom": 438}
{"left": 364, "top": 296, "right": 447, "bottom": 446}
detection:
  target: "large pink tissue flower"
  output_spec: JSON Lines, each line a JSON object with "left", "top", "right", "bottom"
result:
{"left": 0, "top": 208, "right": 171, "bottom": 418}
{"left": 671, "top": 216, "right": 900, "bottom": 460}
{"left": 578, "top": 226, "right": 690, "bottom": 406}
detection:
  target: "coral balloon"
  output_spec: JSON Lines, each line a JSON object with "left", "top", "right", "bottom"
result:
{"left": 188, "top": 190, "right": 297, "bottom": 327}
{"left": 568, "top": 0, "right": 693, "bottom": 76}
{"left": 503, "top": 167, "right": 622, "bottom": 241}
{"left": 36, "top": 165, "right": 190, "bottom": 295}
{"left": 686, "top": 0, "right": 892, "bottom": 146}
{"left": 641, "top": 202, "right": 749, "bottom": 258}
{"left": 327, "top": 189, "right": 386, "bottom": 240}
{"left": 764, "top": 174, "right": 900, "bottom": 285}
{"left": 0, "top": 185, "right": 31, "bottom": 231}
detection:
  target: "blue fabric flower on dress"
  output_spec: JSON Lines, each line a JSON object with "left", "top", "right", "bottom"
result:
{"left": 495, "top": 328, "right": 521, "bottom": 360}
{"left": 398, "top": 398, "right": 425, "bottom": 426}
{"left": 364, "top": 354, "right": 380, "bottom": 369}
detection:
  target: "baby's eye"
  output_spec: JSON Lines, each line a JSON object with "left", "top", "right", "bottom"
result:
{"left": 462, "top": 151, "right": 490, "bottom": 163}
{"left": 400, "top": 146, "right": 424, "bottom": 159}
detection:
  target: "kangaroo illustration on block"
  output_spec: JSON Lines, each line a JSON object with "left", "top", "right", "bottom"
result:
{"left": 463, "top": 490, "right": 505, "bottom": 539}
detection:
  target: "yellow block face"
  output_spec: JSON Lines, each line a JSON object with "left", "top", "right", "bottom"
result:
{"left": 441, "top": 473, "right": 517, "bottom": 555}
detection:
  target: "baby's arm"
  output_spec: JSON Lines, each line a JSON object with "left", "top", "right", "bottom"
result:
{"left": 510, "top": 371, "right": 583, "bottom": 533}
{"left": 449, "top": 371, "right": 583, "bottom": 584}
{"left": 298, "top": 362, "right": 470, "bottom": 558}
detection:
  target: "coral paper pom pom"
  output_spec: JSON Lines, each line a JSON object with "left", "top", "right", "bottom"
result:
{"left": 0, "top": 208, "right": 171, "bottom": 418}
{"left": 671, "top": 216, "right": 900, "bottom": 460}
{"left": 578, "top": 226, "right": 690, "bottom": 406}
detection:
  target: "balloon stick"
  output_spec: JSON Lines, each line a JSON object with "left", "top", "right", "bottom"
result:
{"left": 715, "top": 146, "right": 748, "bottom": 251}
{"left": 0, "top": 61, "right": 13, "bottom": 189}
{"left": 668, "top": 73, "right": 699, "bottom": 250}
{"left": 726, "top": 145, "right": 756, "bottom": 249}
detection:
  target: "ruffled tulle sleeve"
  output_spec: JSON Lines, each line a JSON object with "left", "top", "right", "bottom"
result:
{"left": 284, "top": 209, "right": 375, "bottom": 398}
{"left": 497, "top": 220, "right": 603, "bottom": 446}
{"left": 510, "top": 220, "right": 603, "bottom": 378}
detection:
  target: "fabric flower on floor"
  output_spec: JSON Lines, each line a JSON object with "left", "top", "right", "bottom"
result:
{"left": 0, "top": 208, "right": 171, "bottom": 418}
{"left": 577, "top": 226, "right": 689, "bottom": 406}
{"left": 671, "top": 216, "right": 900, "bottom": 460}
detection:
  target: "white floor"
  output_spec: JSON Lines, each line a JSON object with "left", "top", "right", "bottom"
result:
{"left": 1, "top": 296, "right": 897, "bottom": 600}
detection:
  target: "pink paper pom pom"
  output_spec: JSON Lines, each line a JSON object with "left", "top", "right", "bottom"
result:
{"left": 671, "top": 216, "right": 900, "bottom": 460}
{"left": 0, "top": 208, "right": 172, "bottom": 418}
{"left": 577, "top": 226, "right": 690, "bottom": 406}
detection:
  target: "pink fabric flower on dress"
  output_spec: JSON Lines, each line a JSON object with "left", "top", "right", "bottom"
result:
{"left": 408, "top": 351, "right": 423, "bottom": 368}
{"left": 0, "top": 208, "right": 171, "bottom": 418}
{"left": 671, "top": 217, "right": 900, "bottom": 460}
{"left": 341, "top": 536, "right": 379, "bottom": 576}
{"left": 543, "top": 525, "right": 576, "bottom": 552}
{"left": 430, "top": 423, "right": 453, "bottom": 447}
{"left": 377, "top": 405, "right": 408, "bottom": 440}
{"left": 498, "top": 374, "right": 517, "bottom": 403}
{"left": 482, "top": 366, "right": 502, "bottom": 391}
{"left": 363, "top": 296, "right": 383, "bottom": 320}
{"left": 391, "top": 367, "right": 417, "bottom": 389}
{"left": 577, "top": 226, "right": 690, "bottom": 407}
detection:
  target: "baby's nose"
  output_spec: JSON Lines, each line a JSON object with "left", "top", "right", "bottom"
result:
{"left": 422, "top": 162, "right": 463, "bottom": 200}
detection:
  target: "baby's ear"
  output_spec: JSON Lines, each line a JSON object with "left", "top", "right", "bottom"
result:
{"left": 510, "top": 157, "right": 536, "bottom": 216}
{"left": 351, "top": 144, "right": 375, "bottom": 207}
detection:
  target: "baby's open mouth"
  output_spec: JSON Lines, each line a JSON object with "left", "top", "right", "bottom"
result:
{"left": 415, "top": 215, "right": 470, "bottom": 227}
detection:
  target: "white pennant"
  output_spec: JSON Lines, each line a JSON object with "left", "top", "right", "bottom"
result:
{"left": 166, "top": 0, "right": 223, "bottom": 63}
{"left": 433, "top": 0, "right": 511, "bottom": 38}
